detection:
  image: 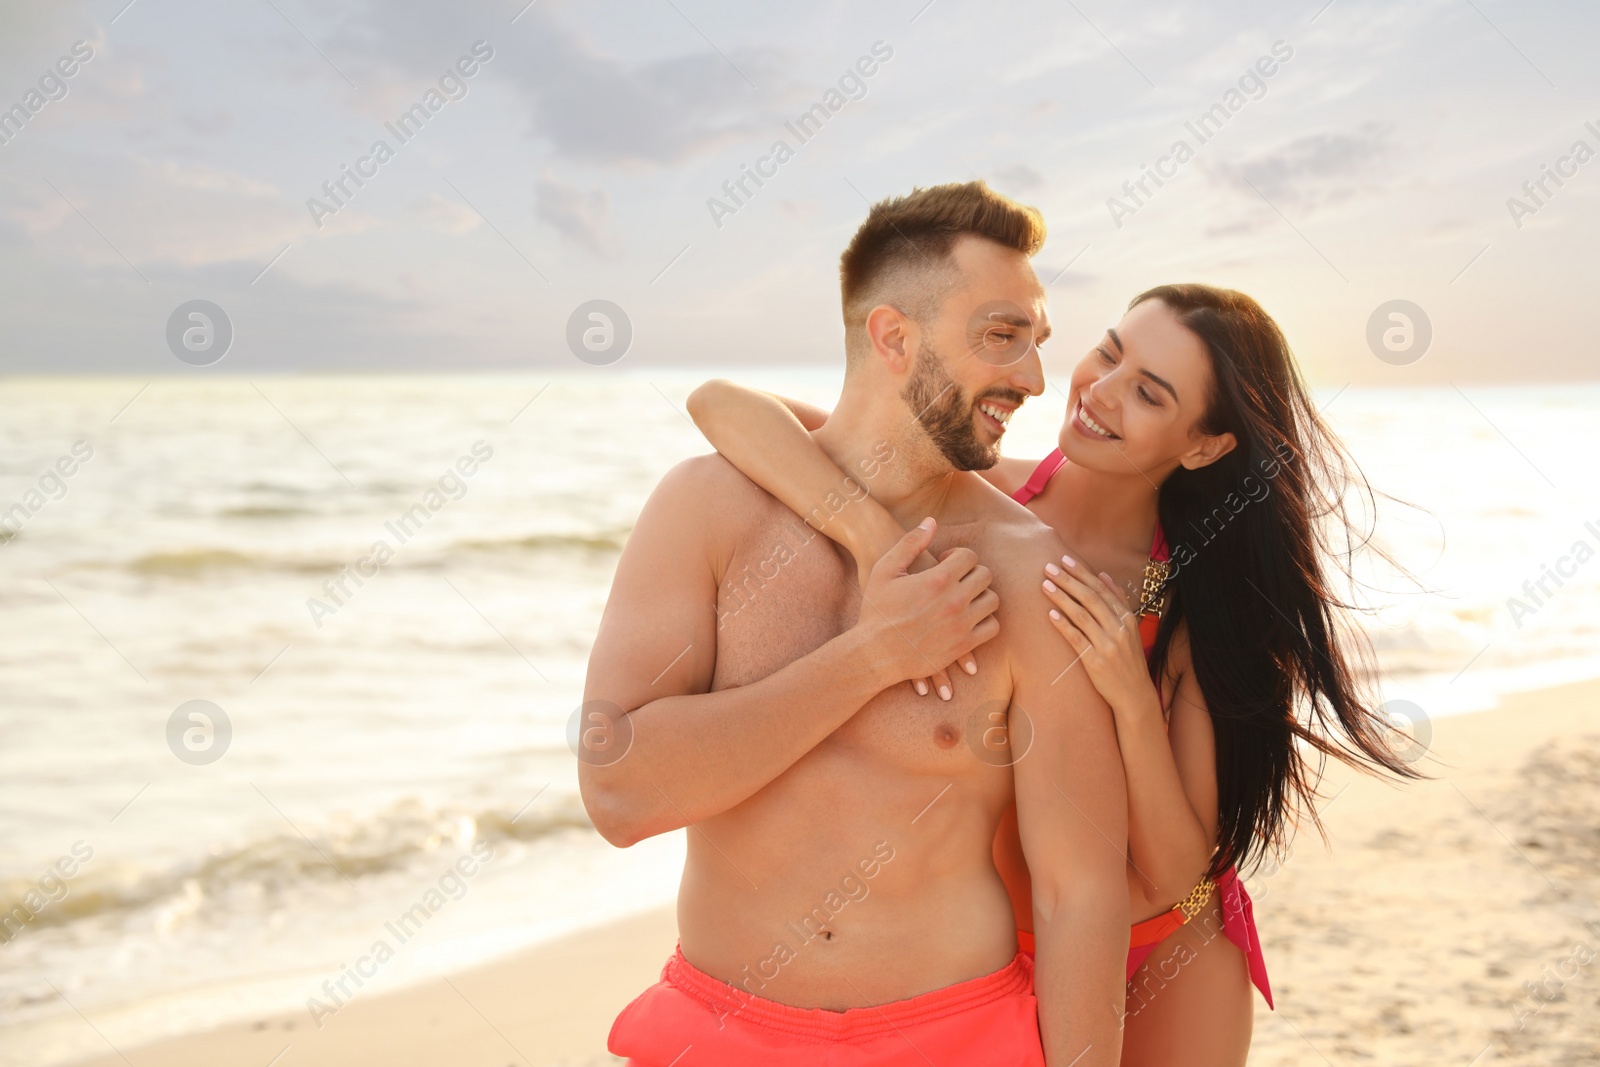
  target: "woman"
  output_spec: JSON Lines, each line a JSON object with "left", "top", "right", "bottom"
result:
{"left": 686, "top": 283, "right": 1418, "bottom": 1066}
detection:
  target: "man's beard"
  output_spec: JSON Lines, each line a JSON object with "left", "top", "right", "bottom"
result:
{"left": 900, "top": 341, "right": 1002, "bottom": 471}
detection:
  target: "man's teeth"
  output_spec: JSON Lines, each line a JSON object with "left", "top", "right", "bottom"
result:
{"left": 1078, "top": 404, "right": 1115, "bottom": 439}
{"left": 979, "top": 402, "right": 1013, "bottom": 426}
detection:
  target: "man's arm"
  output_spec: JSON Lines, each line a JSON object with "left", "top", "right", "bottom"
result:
{"left": 579, "top": 456, "right": 999, "bottom": 847}
{"left": 1007, "top": 532, "right": 1129, "bottom": 1067}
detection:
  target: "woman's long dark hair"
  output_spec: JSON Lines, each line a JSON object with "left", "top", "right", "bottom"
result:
{"left": 1136, "top": 284, "right": 1420, "bottom": 878}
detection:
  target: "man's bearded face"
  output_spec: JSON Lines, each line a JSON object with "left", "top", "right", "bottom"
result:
{"left": 900, "top": 340, "right": 1003, "bottom": 472}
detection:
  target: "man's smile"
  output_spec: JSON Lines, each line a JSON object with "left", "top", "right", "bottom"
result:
{"left": 978, "top": 399, "right": 1015, "bottom": 433}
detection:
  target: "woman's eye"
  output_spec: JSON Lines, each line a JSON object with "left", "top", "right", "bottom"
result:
{"left": 1096, "top": 347, "right": 1114, "bottom": 364}
{"left": 1138, "top": 386, "right": 1159, "bottom": 406}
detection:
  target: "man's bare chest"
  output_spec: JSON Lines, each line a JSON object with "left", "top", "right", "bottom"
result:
{"left": 710, "top": 511, "right": 1018, "bottom": 777}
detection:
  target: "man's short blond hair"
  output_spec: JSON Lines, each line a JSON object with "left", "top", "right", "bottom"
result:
{"left": 838, "top": 181, "right": 1046, "bottom": 364}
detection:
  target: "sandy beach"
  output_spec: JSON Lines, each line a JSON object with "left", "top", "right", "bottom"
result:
{"left": 65, "top": 677, "right": 1600, "bottom": 1067}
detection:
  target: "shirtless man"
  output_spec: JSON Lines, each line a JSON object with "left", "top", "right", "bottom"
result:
{"left": 581, "top": 182, "right": 1128, "bottom": 1066}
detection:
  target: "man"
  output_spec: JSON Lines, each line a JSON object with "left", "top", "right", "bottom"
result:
{"left": 580, "top": 182, "right": 1128, "bottom": 1065}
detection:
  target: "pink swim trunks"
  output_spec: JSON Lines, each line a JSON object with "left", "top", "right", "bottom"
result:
{"left": 609, "top": 946, "right": 1046, "bottom": 1066}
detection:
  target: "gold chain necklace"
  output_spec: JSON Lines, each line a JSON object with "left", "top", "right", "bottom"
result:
{"left": 1137, "top": 556, "right": 1172, "bottom": 619}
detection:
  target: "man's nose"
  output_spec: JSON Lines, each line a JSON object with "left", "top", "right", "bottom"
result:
{"left": 1009, "top": 345, "right": 1046, "bottom": 397}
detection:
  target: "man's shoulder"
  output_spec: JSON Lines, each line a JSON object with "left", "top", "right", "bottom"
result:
{"left": 651, "top": 452, "right": 770, "bottom": 507}
{"left": 639, "top": 453, "right": 778, "bottom": 545}
{"left": 653, "top": 451, "right": 733, "bottom": 489}
{"left": 966, "top": 488, "right": 1095, "bottom": 695}
{"left": 965, "top": 477, "right": 1068, "bottom": 569}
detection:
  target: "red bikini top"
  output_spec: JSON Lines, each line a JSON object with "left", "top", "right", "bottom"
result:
{"left": 1010, "top": 448, "right": 1170, "bottom": 656}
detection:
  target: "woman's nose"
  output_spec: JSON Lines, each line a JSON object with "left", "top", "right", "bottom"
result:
{"left": 1086, "top": 373, "right": 1116, "bottom": 409}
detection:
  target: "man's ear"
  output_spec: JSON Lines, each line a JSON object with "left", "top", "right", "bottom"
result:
{"left": 1180, "top": 430, "right": 1237, "bottom": 471}
{"left": 865, "top": 304, "right": 914, "bottom": 374}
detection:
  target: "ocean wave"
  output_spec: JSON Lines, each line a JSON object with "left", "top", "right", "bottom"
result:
{"left": 116, "top": 531, "right": 629, "bottom": 576}
{"left": 218, "top": 505, "right": 317, "bottom": 520}
{"left": 454, "top": 530, "right": 631, "bottom": 553}
{"left": 124, "top": 548, "right": 316, "bottom": 574}
{"left": 240, "top": 481, "right": 316, "bottom": 496}
{"left": 0, "top": 794, "right": 594, "bottom": 941}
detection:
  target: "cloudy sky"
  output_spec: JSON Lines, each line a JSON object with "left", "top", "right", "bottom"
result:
{"left": 0, "top": 0, "right": 1593, "bottom": 382}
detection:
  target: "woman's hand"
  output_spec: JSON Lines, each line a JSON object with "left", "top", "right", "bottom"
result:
{"left": 1041, "top": 555, "right": 1158, "bottom": 716}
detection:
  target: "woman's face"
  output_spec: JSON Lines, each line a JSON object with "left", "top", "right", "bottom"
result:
{"left": 1057, "top": 298, "right": 1235, "bottom": 478}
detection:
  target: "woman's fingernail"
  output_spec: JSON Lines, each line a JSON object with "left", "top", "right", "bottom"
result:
{"left": 1045, "top": 562, "right": 1061, "bottom": 576}
{"left": 1062, "top": 555, "right": 1075, "bottom": 568}
{"left": 963, "top": 660, "right": 978, "bottom": 675}
{"left": 1050, "top": 609, "right": 1062, "bottom": 620}
{"left": 938, "top": 685, "right": 952, "bottom": 701}
{"left": 914, "top": 680, "right": 928, "bottom": 695}
{"left": 1043, "top": 580, "right": 1058, "bottom": 593}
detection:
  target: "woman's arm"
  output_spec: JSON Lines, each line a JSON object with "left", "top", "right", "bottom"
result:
{"left": 1042, "top": 563, "right": 1216, "bottom": 906}
{"left": 686, "top": 379, "right": 978, "bottom": 694}
{"left": 686, "top": 380, "right": 902, "bottom": 573}
{"left": 771, "top": 394, "right": 832, "bottom": 433}
{"left": 1109, "top": 630, "right": 1217, "bottom": 908}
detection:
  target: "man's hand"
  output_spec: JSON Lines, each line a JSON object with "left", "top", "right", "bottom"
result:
{"left": 850, "top": 518, "right": 1000, "bottom": 699}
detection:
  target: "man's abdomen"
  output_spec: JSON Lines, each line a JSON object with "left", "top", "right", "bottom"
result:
{"left": 676, "top": 739, "right": 1019, "bottom": 1011}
